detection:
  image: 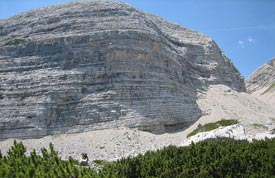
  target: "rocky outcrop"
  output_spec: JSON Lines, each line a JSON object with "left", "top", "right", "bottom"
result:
{"left": 246, "top": 58, "right": 275, "bottom": 107}
{"left": 0, "top": 0, "right": 245, "bottom": 139}
{"left": 182, "top": 124, "right": 275, "bottom": 146}
{"left": 246, "top": 58, "right": 275, "bottom": 91}
{"left": 182, "top": 124, "right": 247, "bottom": 146}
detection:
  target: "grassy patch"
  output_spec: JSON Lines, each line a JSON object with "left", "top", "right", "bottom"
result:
{"left": 262, "top": 83, "right": 275, "bottom": 95}
{"left": 93, "top": 160, "right": 109, "bottom": 166}
{"left": 247, "top": 89, "right": 256, "bottom": 94}
{"left": 252, "top": 123, "right": 268, "bottom": 130}
{"left": 52, "top": 134, "right": 61, "bottom": 139}
{"left": 187, "top": 119, "right": 239, "bottom": 138}
{"left": 4, "top": 38, "right": 25, "bottom": 46}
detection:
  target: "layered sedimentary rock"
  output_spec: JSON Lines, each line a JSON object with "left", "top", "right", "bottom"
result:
{"left": 246, "top": 58, "right": 275, "bottom": 91}
{"left": 0, "top": 0, "right": 245, "bottom": 139}
{"left": 246, "top": 58, "right": 275, "bottom": 107}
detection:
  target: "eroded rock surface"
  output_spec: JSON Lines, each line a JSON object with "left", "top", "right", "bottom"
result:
{"left": 246, "top": 58, "right": 275, "bottom": 107}
{"left": 246, "top": 58, "right": 275, "bottom": 91}
{"left": 0, "top": 0, "right": 245, "bottom": 139}
{"left": 182, "top": 124, "right": 275, "bottom": 146}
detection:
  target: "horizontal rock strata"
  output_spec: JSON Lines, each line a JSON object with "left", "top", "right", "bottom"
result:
{"left": 246, "top": 58, "right": 275, "bottom": 107}
{"left": 246, "top": 58, "right": 275, "bottom": 91}
{"left": 0, "top": 0, "right": 245, "bottom": 139}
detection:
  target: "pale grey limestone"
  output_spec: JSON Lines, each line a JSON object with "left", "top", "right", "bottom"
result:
{"left": 0, "top": 0, "right": 245, "bottom": 139}
{"left": 182, "top": 124, "right": 275, "bottom": 146}
{"left": 246, "top": 58, "right": 275, "bottom": 92}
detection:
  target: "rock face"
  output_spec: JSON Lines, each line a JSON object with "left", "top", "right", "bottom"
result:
{"left": 246, "top": 58, "right": 275, "bottom": 107}
{"left": 0, "top": 0, "right": 245, "bottom": 139}
{"left": 246, "top": 58, "right": 275, "bottom": 91}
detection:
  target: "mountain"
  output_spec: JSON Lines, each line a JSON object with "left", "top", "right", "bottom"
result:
{"left": 246, "top": 58, "right": 275, "bottom": 108}
{"left": 0, "top": 0, "right": 246, "bottom": 139}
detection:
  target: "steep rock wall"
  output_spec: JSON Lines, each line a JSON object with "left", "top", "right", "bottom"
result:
{"left": 246, "top": 58, "right": 275, "bottom": 91}
{"left": 246, "top": 58, "right": 275, "bottom": 107}
{"left": 0, "top": 0, "right": 245, "bottom": 139}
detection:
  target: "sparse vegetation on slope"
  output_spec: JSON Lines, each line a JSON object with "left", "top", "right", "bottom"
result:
{"left": 252, "top": 123, "right": 268, "bottom": 130}
{"left": 1, "top": 138, "right": 275, "bottom": 177}
{"left": 187, "top": 119, "right": 239, "bottom": 138}
{"left": 262, "top": 83, "right": 275, "bottom": 95}
{"left": 4, "top": 38, "right": 25, "bottom": 46}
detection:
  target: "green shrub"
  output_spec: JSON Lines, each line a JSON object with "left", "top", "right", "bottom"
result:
{"left": 0, "top": 141, "right": 97, "bottom": 178}
{"left": 99, "top": 138, "right": 275, "bottom": 178}
{"left": 2, "top": 138, "right": 275, "bottom": 177}
{"left": 4, "top": 38, "right": 25, "bottom": 46}
{"left": 94, "top": 160, "right": 108, "bottom": 165}
{"left": 187, "top": 119, "right": 239, "bottom": 138}
{"left": 252, "top": 123, "right": 268, "bottom": 130}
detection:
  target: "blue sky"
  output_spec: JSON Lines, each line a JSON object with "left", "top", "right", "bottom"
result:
{"left": 1, "top": 0, "right": 274, "bottom": 78}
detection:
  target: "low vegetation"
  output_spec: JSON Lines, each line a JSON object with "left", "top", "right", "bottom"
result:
{"left": 0, "top": 140, "right": 98, "bottom": 177}
{"left": 187, "top": 119, "right": 239, "bottom": 138}
{"left": 4, "top": 38, "right": 25, "bottom": 46}
{"left": 1, "top": 138, "right": 275, "bottom": 177}
{"left": 262, "top": 83, "right": 275, "bottom": 95}
{"left": 252, "top": 123, "right": 268, "bottom": 130}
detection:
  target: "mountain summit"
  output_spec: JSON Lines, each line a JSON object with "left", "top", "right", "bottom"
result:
{"left": 0, "top": 0, "right": 245, "bottom": 139}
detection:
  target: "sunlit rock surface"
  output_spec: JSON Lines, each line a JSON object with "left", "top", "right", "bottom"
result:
{"left": 0, "top": 0, "right": 245, "bottom": 139}
{"left": 246, "top": 58, "right": 275, "bottom": 108}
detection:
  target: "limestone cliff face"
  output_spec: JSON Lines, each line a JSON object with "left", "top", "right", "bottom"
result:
{"left": 246, "top": 58, "right": 275, "bottom": 107}
{"left": 0, "top": 0, "right": 245, "bottom": 139}
{"left": 246, "top": 58, "right": 275, "bottom": 91}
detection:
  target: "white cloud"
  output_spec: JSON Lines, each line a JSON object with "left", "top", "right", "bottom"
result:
{"left": 238, "top": 40, "right": 244, "bottom": 45}
{"left": 237, "top": 37, "right": 256, "bottom": 49}
{"left": 238, "top": 40, "right": 245, "bottom": 48}
{"left": 247, "top": 36, "right": 256, "bottom": 43}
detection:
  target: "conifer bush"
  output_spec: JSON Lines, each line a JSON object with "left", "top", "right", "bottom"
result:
{"left": 1, "top": 138, "right": 275, "bottom": 177}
